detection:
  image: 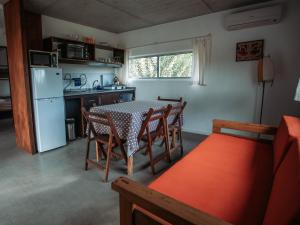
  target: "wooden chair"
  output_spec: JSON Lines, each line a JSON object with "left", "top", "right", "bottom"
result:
{"left": 158, "top": 97, "right": 187, "bottom": 157}
{"left": 81, "top": 98, "right": 98, "bottom": 137}
{"left": 82, "top": 107, "right": 127, "bottom": 182}
{"left": 157, "top": 96, "right": 183, "bottom": 103}
{"left": 136, "top": 105, "right": 172, "bottom": 174}
{"left": 167, "top": 101, "right": 187, "bottom": 157}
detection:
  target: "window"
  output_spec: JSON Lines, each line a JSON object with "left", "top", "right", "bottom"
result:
{"left": 129, "top": 52, "right": 192, "bottom": 79}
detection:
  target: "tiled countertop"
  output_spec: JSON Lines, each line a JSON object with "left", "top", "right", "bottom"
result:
{"left": 63, "top": 88, "right": 136, "bottom": 97}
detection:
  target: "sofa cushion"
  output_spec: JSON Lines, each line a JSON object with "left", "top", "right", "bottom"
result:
{"left": 149, "top": 133, "right": 273, "bottom": 225}
{"left": 273, "top": 116, "right": 300, "bottom": 173}
{"left": 263, "top": 139, "right": 300, "bottom": 225}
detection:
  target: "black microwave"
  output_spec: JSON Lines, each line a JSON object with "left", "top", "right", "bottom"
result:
{"left": 60, "top": 43, "right": 89, "bottom": 60}
{"left": 29, "top": 50, "right": 58, "bottom": 68}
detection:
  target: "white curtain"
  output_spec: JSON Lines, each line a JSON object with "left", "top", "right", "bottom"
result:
{"left": 192, "top": 34, "right": 212, "bottom": 86}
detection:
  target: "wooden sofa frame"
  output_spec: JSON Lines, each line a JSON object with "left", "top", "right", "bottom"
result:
{"left": 112, "top": 119, "right": 278, "bottom": 225}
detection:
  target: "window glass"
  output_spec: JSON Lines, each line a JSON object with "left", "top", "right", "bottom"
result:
{"left": 129, "top": 56, "right": 157, "bottom": 79}
{"left": 159, "top": 53, "right": 192, "bottom": 78}
{"left": 129, "top": 52, "right": 192, "bottom": 79}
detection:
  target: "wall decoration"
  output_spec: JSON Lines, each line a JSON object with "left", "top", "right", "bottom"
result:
{"left": 236, "top": 40, "right": 264, "bottom": 61}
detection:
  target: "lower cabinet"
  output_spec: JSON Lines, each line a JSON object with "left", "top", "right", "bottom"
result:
{"left": 65, "top": 98, "right": 81, "bottom": 138}
{"left": 99, "top": 93, "right": 119, "bottom": 105}
{"left": 82, "top": 95, "right": 99, "bottom": 110}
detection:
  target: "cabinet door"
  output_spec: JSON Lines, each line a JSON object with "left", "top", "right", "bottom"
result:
{"left": 82, "top": 95, "right": 99, "bottom": 110}
{"left": 99, "top": 93, "right": 119, "bottom": 105}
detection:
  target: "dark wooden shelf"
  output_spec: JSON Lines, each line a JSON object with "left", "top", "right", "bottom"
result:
{"left": 88, "top": 61, "right": 122, "bottom": 68}
{"left": 95, "top": 44, "right": 118, "bottom": 51}
{"left": 44, "top": 36, "right": 125, "bottom": 65}
{"left": 58, "top": 58, "right": 122, "bottom": 68}
{"left": 44, "top": 36, "right": 95, "bottom": 61}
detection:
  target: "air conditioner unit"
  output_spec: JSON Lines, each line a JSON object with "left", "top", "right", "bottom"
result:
{"left": 224, "top": 5, "right": 282, "bottom": 31}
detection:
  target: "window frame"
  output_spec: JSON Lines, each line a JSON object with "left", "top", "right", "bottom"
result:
{"left": 129, "top": 51, "right": 193, "bottom": 80}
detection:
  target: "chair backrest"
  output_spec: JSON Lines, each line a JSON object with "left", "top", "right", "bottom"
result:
{"left": 137, "top": 105, "right": 172, "bottom": 143}
{"left": 158, "top": 96, "right": 183, "bottom": 103}
{"left": 168, "top": 101, "right": 187, "bottom": 126}
{"left": 82, "top": 107, "right": 122, "bottom": 144}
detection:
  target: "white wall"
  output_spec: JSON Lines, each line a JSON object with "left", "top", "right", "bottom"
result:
{"left": 42, "top": 15, "right": 120, "bottom": 47}
{"left": 60, "top": 64, "right": 115, "bottom": 91}
{"left": 42, "top": 15, "right": 120, "bottom": 90}
{"left": 119, "top": 0, "right": 300, "bottom": 134}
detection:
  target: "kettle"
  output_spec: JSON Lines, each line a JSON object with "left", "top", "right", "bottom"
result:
{"left": 113, "top": 75, "right": 120, "bottom": 86}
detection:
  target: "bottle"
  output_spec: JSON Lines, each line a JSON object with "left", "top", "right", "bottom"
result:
{"left": 113, "top": 75, "right": 120, "bottom": 86}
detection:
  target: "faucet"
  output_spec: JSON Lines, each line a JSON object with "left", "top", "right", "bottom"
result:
{"left": 80, "top": 74, "right": 87, "bottom": 89}
{"left": 63, "top": 73, "right": 72, "bottom": 91}
{"left": 92, "top": 80, "right": 99, "bottom": 89}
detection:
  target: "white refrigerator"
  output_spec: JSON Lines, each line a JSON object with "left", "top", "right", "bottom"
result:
{"left": 31, "top": 67, "right": 66, "bottom": 152}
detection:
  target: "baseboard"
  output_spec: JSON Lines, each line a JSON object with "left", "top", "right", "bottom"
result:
{"left": 182, "top": 127, "right": 210, "bottom": 136}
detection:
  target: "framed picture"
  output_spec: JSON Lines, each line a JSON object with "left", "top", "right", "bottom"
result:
{"left": 236, "top": 40, "right": 264, "bottom": 61}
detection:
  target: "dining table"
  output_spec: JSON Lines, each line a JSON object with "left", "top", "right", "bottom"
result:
{"left": 90, "top": 100, "right": 181, "bottom": 175}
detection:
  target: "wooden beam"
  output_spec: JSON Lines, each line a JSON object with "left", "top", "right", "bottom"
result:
{"left": 23, "top": 11, "right": 43, "bottom": 51}
{"left": 4, "top": 0, "right": 36, "bottom": 154}
{"left": 112, "top": 177, "right": 232, "bottom": 225}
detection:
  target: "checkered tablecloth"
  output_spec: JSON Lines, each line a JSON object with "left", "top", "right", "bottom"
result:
{"left": 90, "top": 100, "right": 180, "bottom": 156}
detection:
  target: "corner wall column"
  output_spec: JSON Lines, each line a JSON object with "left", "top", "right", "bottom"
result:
{"left": 4, "top": 0, "right": 36, "bottom": 154}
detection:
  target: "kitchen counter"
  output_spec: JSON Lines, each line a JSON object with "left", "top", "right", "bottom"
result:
{"left": 64, "top": 87, "right": 136, "bottom": 98}
{"left": 64, "top": 87, "right": 136, "bottom": 137}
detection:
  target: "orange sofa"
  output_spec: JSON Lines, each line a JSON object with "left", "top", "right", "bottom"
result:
{"left": 112, "top": 116, "right": 300, "bottom": 225}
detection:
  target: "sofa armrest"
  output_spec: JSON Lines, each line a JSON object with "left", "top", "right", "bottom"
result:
{"left": 212, "top": 119, "right": 278, "bottom": 135}
{"left": 112, "top": 177, "right": 232, "bottom": 225}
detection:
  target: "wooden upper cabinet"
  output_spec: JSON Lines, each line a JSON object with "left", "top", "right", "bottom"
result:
{"left": 23, "top": 11, "right": 43, "bottom": 51}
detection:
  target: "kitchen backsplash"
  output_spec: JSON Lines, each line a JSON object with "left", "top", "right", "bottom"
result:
{"left": 61, "top": 64, "right": 117, "bottom": 91}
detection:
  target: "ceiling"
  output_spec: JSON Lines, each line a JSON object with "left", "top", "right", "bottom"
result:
{"left": 22, "top": 0, "right": 271, "bottom": 33}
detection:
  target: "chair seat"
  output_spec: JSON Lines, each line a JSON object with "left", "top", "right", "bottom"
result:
{"left": 149, "top": 133, "right": 273, "bottom": 225}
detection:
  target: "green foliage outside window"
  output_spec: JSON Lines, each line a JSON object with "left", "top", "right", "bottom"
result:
{"left": 129, "top": 52, "right": 192, "bottom": 79}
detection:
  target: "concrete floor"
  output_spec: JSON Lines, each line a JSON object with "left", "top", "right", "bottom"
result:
{"left": 0, "top": 119, "right": 205, "bottom": 225}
